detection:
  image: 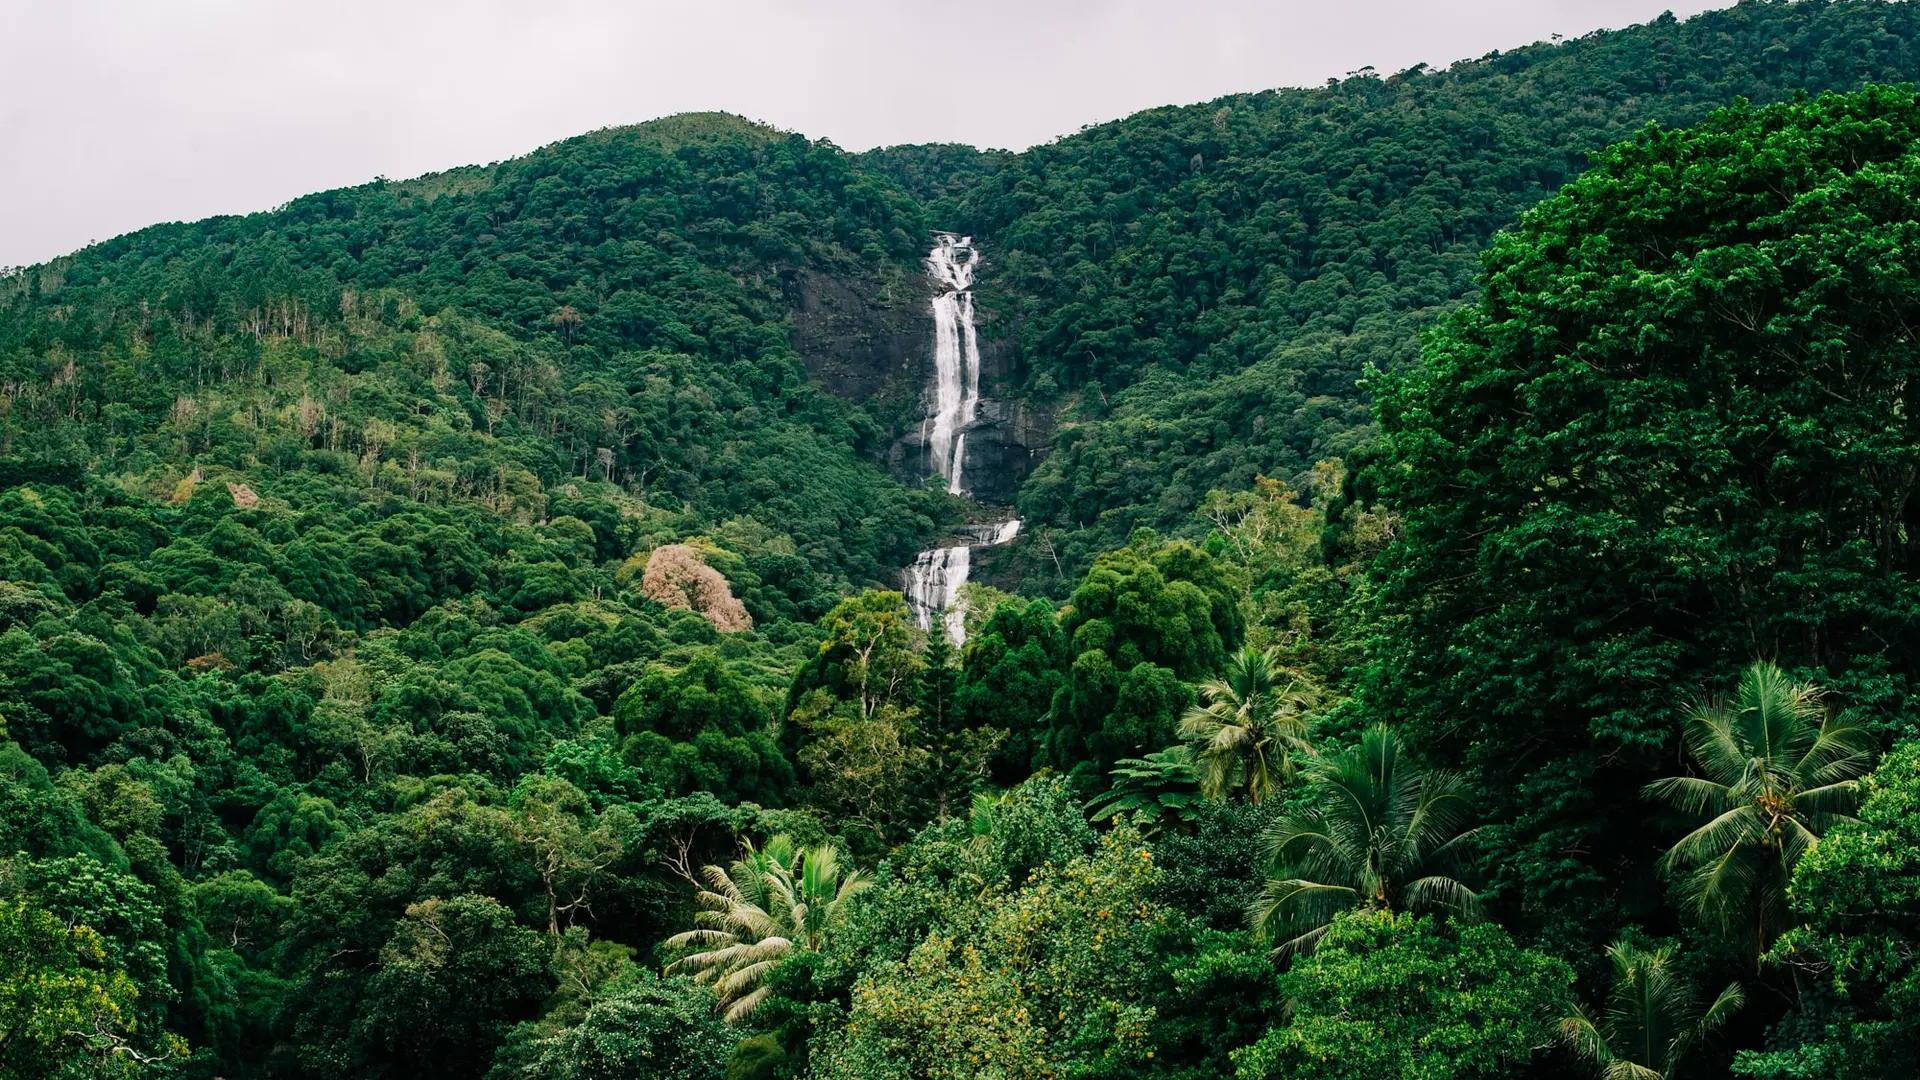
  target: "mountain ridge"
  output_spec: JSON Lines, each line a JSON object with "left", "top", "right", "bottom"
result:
{"left": 21, "top": 2, "right": 1920, "bottom": 593}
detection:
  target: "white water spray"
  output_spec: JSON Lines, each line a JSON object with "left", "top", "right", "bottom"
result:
{"left": 924, "top": 233, "right": 981, "bottom": 495}
{"left": 903, "top": 521, "right": 1021, "bottom": 646}
{"left": 904, "top": 544, "right": 971, "bottom": 646}
{"left": 904, "top": 235, "right": 1019, "bottom": 646}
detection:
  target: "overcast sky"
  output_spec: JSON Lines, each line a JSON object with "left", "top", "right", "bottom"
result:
{"left": 0, "top": 1, "right": 1725, "bottom": 268}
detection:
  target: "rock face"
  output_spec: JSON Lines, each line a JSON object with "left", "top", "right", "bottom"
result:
{"left": 785, "top": 267, "right": 928, "bottom": 402}
{"left": 894, "top": 397, "right": 1051, "bottom": 504}
{"left": 964, "top": 398, "right": 1052, "bottom": 504}
{"left": 785, "top": 258, "right": 1051, "bottom": 506}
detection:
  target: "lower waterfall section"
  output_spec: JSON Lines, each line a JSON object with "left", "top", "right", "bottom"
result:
{"left": 903, "top": 519, "right": 1021, "bottom": 645}
{"left": 904, "top": 543, "right": 970, "bottom": 645}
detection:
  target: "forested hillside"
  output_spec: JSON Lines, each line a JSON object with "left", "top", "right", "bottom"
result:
{"left": 963, "top": 0, "right": 1920, "bottom": 566}
{"left": 4, "top": 2, "right": 1920, "bottom": 1078}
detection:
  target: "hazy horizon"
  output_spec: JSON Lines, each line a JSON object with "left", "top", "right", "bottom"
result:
{"left": 0, "top": 0, "right": 1724, "bottom": 268}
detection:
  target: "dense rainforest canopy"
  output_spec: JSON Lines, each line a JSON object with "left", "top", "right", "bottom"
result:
{"left": 4, "top": 2, "right": 1920, "bottom": 1078}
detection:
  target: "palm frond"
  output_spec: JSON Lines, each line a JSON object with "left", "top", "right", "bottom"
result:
{"left": 665, "top": 942, "right": 753, "bottom": 980}
{"left": 1658, "top": 805, "right": 1765, "bottom": 872}
{"left": 1698, "top": 981, "right": 1744, "bottom": 1035}
{"left": 1642, "top": 775, "right": 1736, "bottom": 819}
{"left": 1557, "top": 1007, "right": 1612, "bottom": 1068}
{"left": 1403, "top": 770, "right": 1477, "bottom": 865}
{"left": 1268, "top": 920, "right": 1336, "bottom": 960}
{"left": 714, "top": 952, "right": 786, "bottom": 997}
{"left": 717, "top": 901, "right": 782, "bottom": 941}
{"left": 1681, "top": 698, "right": 1749, "bottom": 785}
{"left": 722, "top": 984, "right": 774, "bottom": 1022}
{"left": 1601, "top": 1062, "right": 1667, "bottom": 1080}
{"left": 1259, "top": 813, "right": 1340, "bottom": 864}
{"left": 1402, "top": 874, "right": 1481, "bottom": 919}
{"left": 1247, "top": 878, "right": 1359, "bottom": 946}
{"left": 663, "top": 928, "right": 737, "bottom": 951}
{"left": 1679, "top": 845, "right": 1762, "bottom": 933}
{"left": 833, "top": 867, "right": 872, "bottom": 907}
{"left": 699, "top": 862, "right": 746, "bottom": 900}
{"left": 1796, "top": 718, "right": 1875, "bottom": 787}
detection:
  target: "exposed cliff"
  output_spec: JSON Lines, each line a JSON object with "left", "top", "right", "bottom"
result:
{"left": 786, "top": 251, "right": 1050, "bottom": 507}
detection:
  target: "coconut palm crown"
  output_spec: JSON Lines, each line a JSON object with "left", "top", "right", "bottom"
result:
{"left": 1558, "top": 940, "right": 1744, "bottom": 1080}
{"left": 1248, "top": 724, "right": 1480, "bottom": 957}
{"left": 1643, "top": 661, "right": 1874, "bottom": 958}
{"left": 1178, "top": 644, "right": 1316, "bottom": 804}
{"left": 664, "top": 834, "right": 869, "bottom": 1020}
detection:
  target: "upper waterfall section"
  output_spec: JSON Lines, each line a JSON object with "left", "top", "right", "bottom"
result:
{"left": 924, "top": 233, "right": 982, "bottom": 496}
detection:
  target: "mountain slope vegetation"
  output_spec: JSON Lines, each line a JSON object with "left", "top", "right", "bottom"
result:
{"left": 3, "top": 3, "right": 1920, "bottom": 1079}
{"left": 961, "top": 0, "right": 1920, "bottom": 566}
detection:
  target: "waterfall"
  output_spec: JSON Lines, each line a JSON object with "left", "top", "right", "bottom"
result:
{"left": 902, "top": 521, "right": 1021, "bottom": 646}
{"left": 903, "top": 234, "right": 1019, "bottom": 646}
{"left": 925, "top": 233, "right": 981, "bottom": 495}
{"left": 903, "top": 544, "right": 971, "bottom": 646}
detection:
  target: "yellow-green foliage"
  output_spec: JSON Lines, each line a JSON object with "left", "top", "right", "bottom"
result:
{"left": 818, "top": 825, "right": 1167, "bottom": 1080}
{"left": 0, "top": 898, "right": 151, "bottom": 1080}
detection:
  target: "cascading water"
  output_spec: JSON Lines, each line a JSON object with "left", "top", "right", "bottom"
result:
{"left": 903, "top": 544, "right": 971, "bottom": 646}
{"left": 903, "top": 234, "right": 1019, "bottom": 646}
{"left": 903, "top": 521, "right": 1020, "bottom": 646}
{"left": 924, "top": 233, "right": 982, "bottom": 496}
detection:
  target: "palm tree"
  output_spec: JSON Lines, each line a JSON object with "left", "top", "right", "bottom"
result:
{"left": 664, "top": 834, "right": 869, "bottom": 1020}
{"left": 1643, "top": 661, "right": 1873, "bottom": 960}
{"left": 1558, "top": 941, "right": 1744, "bottom": 1079}
{"left": 1178, "top": 645, "right": 1316, "bottom": 804}
{"left": 1087, "top": 745, "right": 1201, "bottom": 830}
{"left": 1248, "top": 724, "right": 1479, "bottom": 956}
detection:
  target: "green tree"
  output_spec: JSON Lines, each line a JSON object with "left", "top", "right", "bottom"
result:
{"left": 514, "top": 975, "right": 731, "bottom": 1080}
{"left": 911, "top": 629, "right": 1004, "bottom": 824}
{"left": 957, "top": 598, "right": 1067, "bottom": 782}
{"left": 0, "top": 897, "right": 149, "bottom": 1080}
{"left": 1734, "top": 739, "right": 1920, "bottom": 1079}
{"left": 1044, "top": 536, "right": 1237, "bottom": 783}
{"left": 789, "top": 591, "right": 923, "bottom": 722}
{"left": 792, "top": 690, "right": 923, "bottom": 846}
{"left": 666, "top": 834, "right": 870, "bottom": 1020}
{"left": 1558, "top": 940, "right": 1743, "bottom": 1080}
{"left": 1644, "top": 662, "right": 1874, "bottom": 961}
{"left": 1366, "top": 85, "right": 1920, "bottom": 947}
{"left": 616, "top": 652, "right": 768, "bottom": 744}
{"left": 1178, "top": 644, "right": 1314, "bottom": 804}
{"left": 354, "top": 894, "right": 549, "bottom": 1079}
{"left": 1058, "top": 536, "right": 1240, "bottom": 681}
{"left": 190, "top": 871, "right": 290, "bottom": 957}
{"left": 7, "top": 854, "right": 175, "bottom": 1062}
{"left": 279, "top": 788, "right": 541, "bottom": 1078}
{"left": 1250, "top": 725, "right": 1479, "bottom": 955}
{"left": 813, "top": 824, "right": 1170, "bottom": 1080}
{"left": 508, "top": 775, "right": 632, "bottom": 938}
{"left": 1233, "top": 909, "right": 1574, "bottom": 1080}
{"left": 614, "top": 652, "right": 793, "bottom": 804}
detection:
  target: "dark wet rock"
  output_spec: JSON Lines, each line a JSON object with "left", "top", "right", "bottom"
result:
{"left": 786, "top": 261, "right": 1049, "bottom": 504}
